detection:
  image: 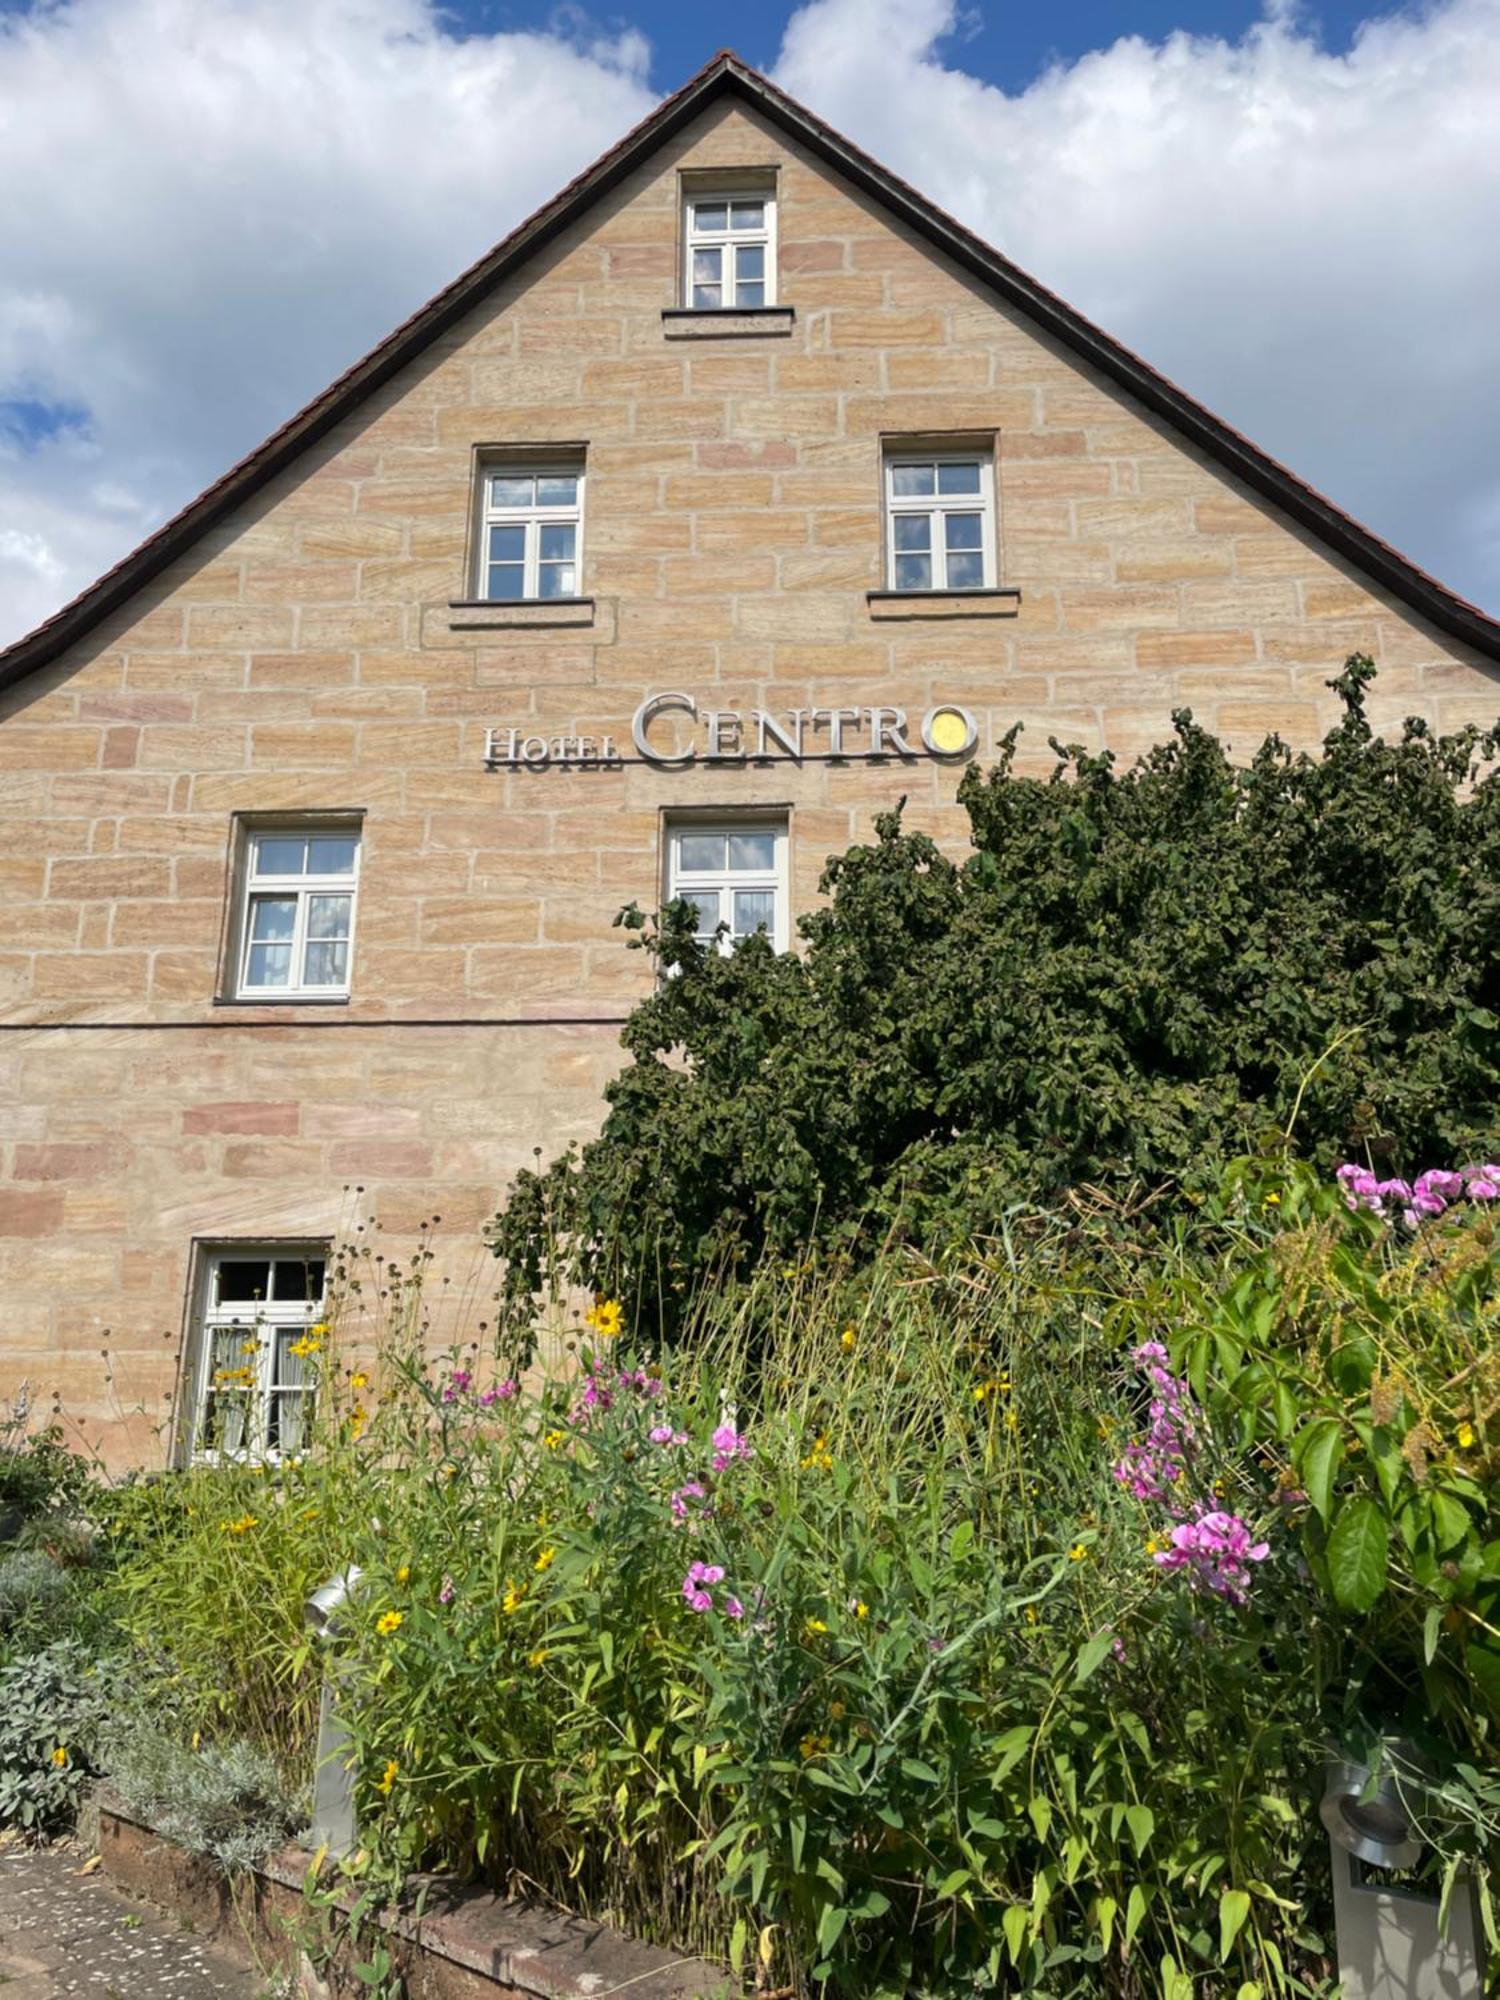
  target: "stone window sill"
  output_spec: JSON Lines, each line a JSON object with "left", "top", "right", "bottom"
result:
{"left": 867, "top": 588, "right": 1021, "bottom": 621}
{"left": 447, "top": 597, "right": 595, "bottom": 631}
{"left": 212, "top": 994, "right": 351, "bottom": 1009}
{"left": 661, "top": 306, "right": 795, "bottom": 340}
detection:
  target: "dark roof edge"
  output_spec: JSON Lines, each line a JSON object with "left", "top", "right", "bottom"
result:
{"left": 3, "top": 50, "right": 1496, "bottom": 690}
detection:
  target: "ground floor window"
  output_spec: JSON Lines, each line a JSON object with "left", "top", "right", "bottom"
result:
{"left": 665, "top": 816, "right": 790, "bottom": 953}
{"left": 189, "top": 1245, "right": 327, "bottom": 1460}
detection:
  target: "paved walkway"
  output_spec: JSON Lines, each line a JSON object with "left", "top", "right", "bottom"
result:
{"left": 0, "top": 1841, "right": 268, "bottom": 1999}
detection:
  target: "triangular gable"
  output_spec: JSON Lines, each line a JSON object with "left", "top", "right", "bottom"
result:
{"left": 3, "top": 48, "right": 1496, "bottom": 690}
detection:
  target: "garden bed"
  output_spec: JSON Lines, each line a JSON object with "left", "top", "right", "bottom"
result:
{"left": 95, "top": 1792, "right": 730, "bottom": 2000}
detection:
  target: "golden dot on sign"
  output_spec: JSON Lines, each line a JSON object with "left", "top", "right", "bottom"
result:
{"left": 927, "top": 707, "right": 970, "bottom": 755}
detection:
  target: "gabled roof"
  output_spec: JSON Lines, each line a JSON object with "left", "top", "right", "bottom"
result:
{"left": 3, "top": 48, "right": 1497, "bottom": 690}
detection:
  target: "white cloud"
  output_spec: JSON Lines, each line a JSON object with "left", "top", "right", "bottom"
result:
{"left": 774, "top": 0, "right": 1500, "bottom": 611}
{"left": 1, "top": 0, "right": 1497, "bottom": 645}
{"left": 0, "top": 0, "right": 654, "bottom": 642}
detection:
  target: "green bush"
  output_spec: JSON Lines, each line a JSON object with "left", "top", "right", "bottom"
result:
{"left": 0, "top": 1550, "right": 72, "bottom": 1639}
{"left": 491, "top": 659, "right": 1500, "bottom": 1340}
{"left": 0, "top": 1640, "right": 116, "bottom": 1835}
{"left": 105, "top": 1719, "right": 306, "bottom": 1873}
{"left": 108, "top": 1189, "right": 1500, "bottom": 1996}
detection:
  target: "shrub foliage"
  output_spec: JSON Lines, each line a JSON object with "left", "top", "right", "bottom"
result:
{"left": 491, "top": 660, "right": 1500, "bottom": 1336}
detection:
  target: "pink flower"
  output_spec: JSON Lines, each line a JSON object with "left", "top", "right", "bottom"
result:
{"left": 1152, "top": 1508, "right": 1270, "bottom": 1605}
{"left": 478, "top": 1379, "right": 517, "bottom": 1407}
{"left": 671, "top": 1481, "right": 706, "bottom": 1523}
{"left": 649, "top": 1424, "right": 675, "bottom": 1445}
{"left": 438, "top": 1577, "right": 455, "bottom": 1605}
{"left": 683, "top": 1586, "right": 712, "bottom": 1613}
{"left": 711, "top": 1422, "right": 752, "bottom": 1471}
{"left": 724, "top": 1596, "right": 745, "bottom": 1619}
{"left": 686, "top": 1561, "right": 724, "bottom": 1586}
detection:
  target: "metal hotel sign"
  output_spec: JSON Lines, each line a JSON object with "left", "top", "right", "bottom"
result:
{"left": 483, "top": 692, "right": 980, "bottom": 770}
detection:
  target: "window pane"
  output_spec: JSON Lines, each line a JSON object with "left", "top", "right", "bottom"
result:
{"left": 306, "top": 836, "right": 357, "bottom": 875}
{"left": 937, "top": 460, "right": 983, "bottom": 495}
{"left": 894, "top": 552, "right": 933, "bottom": 590}
{"left": 692, "top": 283, "right": 723, "bottom": 309}
{"left": 538, "top": 563, "right": 577, "bottom": 599}
{"left": 891, "top": 462, "right": 935, "bottom": 497}
{"left": 490, "top": 475, "right": 534, "bottom": 507}
{"left": 735, "top": 280, "right": 765, "bottom": 308}
{"left": 247, "top": 942, "right": 293, "bottom": 987}
{"left": 677, "top": 889, "right": 721, "bottom": 936}
{"left": 693, "top": 202, "right": 728, "bottom": 232}
{"left": 273, "top": 1258, "right": 325, "bottom": 1304}
{"left": 487, "top": 564, "right": 525, "bottom": 601}
{"left": 945, "top": 512, "right": 983, "bottom": 551}
{"left": 306, "top": 894, "right": 351, "bottom": 940}
{"left": 730, "top": 200, "right": 764, "bottom": 229}
{"left": 733, "top": 890, "right": 776, "bottom": 937}
{"left": 537, "top": 475, "right": 578, "bottom": 506}
{"left": 946, "top": 549, "right": 985, "bottom": 589}
{"left": 249, "top": 897, "right": 296, "bottom": 942}
{"left": 693, "top": 247, "right": 723, "bottom": 285}
{"left": 736, "top": 243, "right": 764, "bottom": 281}
{"left": 894, "top": 514, "right": 932, "bottom": 551}
{"left": 539, "top": 522, "right": 576, "bottom": 561}
{"left": 303, "top": 940, "right": 349, "bottom": 987}
{"left": 269, "top": 1391, "right": 311, "bottom": 1455}
{"left": 488, "top": 524, "right": 525, "bottom": 562}
{"left": 676, "top": 833, "right": 726, "bottom": 871}
{"left": 253, "top": 837, "right": 305, "bottom": 876}
{"left": 217, "top": 1260, "right": 271, "bottom": 1304}
{"left": 727, "top": 831, "right": 775, "bottom": 870}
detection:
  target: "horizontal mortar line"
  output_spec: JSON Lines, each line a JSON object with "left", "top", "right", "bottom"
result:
{"left": 0, "top": 1014, "right": 633, "bottom": 1033}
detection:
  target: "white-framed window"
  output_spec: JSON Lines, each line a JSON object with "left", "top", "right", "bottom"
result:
{"left": 234, "top": 825, "right": 360, "bottom": 1000}
{"left": 477, "top": 465, "right": 584, "bottom": 602}
{"left": 189, "top": 1246, "right": 328, "bottom": 1461}
{"left": 884, "top": 452, "right": 996, "bottom": 591}
{"left": 683, "top": 191, "right": 776, "bottom": 309}
{"left": 666, "top": 818, "right": 789, "bottom": 953}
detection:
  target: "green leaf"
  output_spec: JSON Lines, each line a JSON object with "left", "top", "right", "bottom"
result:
{"left": 900, "top": 1757, "right": 941, "bottom": 1785}
{"left": 1002, "top": 1903, "right": 1030, "bottom": 1967}
{"left": 1074, "top": 1631, "right": 1116, "bottom": 1684}
{"left": 949, "top": 1519, "right": 974, "bottom": 1562}
{"left": 1095, "top": 1893, "right": 1117, "bottom": 1954}
{"left": 729, "top": 1918, "right": 748, "bottom": 1972}
{"left": 1431, "top": 1489, "right": 1472, "bottom": 1553}
{"left": 991, "top": 1725, "right": 1033, "bottom": 1778}
{"left": 1423, "top": 1604, "right": 1443, "bottom": 1666}
{"left": 1293, "top": 1416, "right": 1343, "bottom": 1522}
{"left": 1218, "top": 1888, "right": 1251, "bottom": 1961}
{"left": 934, "top": 1868, "right": 972, "bottom": 1900}
{"left": 1125, "top": 1803, "right": 1156, "bottom": 1856}
{"left": 1028, "top": 1795, "right": 1053, "bottom": 1843}
{"left": 1125, "top": 1883, "right": 1150, "bottom": 1946}
{"left": 1327, "top": 1495, "right": 1389, "bottom": 1612}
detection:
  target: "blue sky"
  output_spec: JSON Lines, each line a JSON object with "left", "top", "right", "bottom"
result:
{"left": 448, "top": 0, "right": 1384, "bottom": 91}
{"left": 0, "top": 0, "right": 1497, "bottom": 641}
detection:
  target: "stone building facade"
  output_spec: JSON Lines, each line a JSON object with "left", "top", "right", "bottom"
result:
{"left": 2, "top": 55, "right": 1497, "bottom": 1467}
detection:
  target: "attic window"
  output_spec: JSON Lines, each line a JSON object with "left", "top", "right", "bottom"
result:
{"left": 683, "top": 188, "right": 776, "bottom": 309}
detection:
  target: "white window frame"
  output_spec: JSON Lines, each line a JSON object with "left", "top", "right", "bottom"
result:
{"left": 233, "top": 823, "right": 361, "bottom": 1001}
{"left": 883, "top": 451, "right": 997, "bottom": 592}
{"left": 665, "top": 817, "right": 789, "bottom": 955}
{"left": 682, "top": 190, "right": 777, "bottom": 310}
{"left": 188, "top": 1244, "right": 328, "bottom": 1463}
{"left": 476, "top": 464, "right": 585, "bottom": 602}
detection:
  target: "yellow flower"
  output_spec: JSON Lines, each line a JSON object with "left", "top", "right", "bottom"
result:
{"left": 854, "top": 1601, "right": 869, "bottom": 1620}
{"left": 1263, "top": 1191, "right": 1281, "bottom": 1207}
{"left": 840, "top": 1327, "right": 857, "bottom": 1353}
{"left": 1145, "top": 1534, "right": 1165, "bottom": 1556}
{"left": 502, "top": 1582, "right": 523, "bottom": 1615}
{"left": 396, "top": 1565, "right": 410, "bottom": 1585}
{"left": 543, "top": 1429, "right": 565, "bottom": 1452}
{"left": 527, "top": 1647, "right": 549, "bottom": 1668}
{"left": 805, "top": 1618, "right": 828, "bottom": 1637}
{"left": 375, "top": 1759, "right": 398, "bottom": 1796}
{"left": 534, "top": 1547, "right": 555, "bottom": 1573}
{"left": 50, "top": 1746, "right": 68, "bottom": 1769}
{"left": 1068, "top": 1543, "right": 1089, "bottom": 1563}
{"left": 801, "top": 1434, "right": 834, "bottom": 1472}
{"left": 375, "top": 1610, "right": 403, "bottom": 1637}
{"left": 1004, "top": 1410, "right": 1019, "bottom": 1432}
{"left": 349, "top": 1404, "right": 368, "bottom": 1440}
{"left": 829, "top": 1699, "right": 846, "bottom": 1721}
{"left": 288, "top": 1334, "right": 323, "bottom": 1360}
{"left": 350, "top": 1370, "right": 369, "bottom": 1391}
{"left": 585, "top": 1298, "right": 623, "bottom": 1341}
{"left": 1024, "top": 1605, "right": 1038, "bottom": 1626}
{"left": 310, "top": 1321, "right": 329, "bottom": 1337}
{"left": 221, "top": 1513, "right": 258, "bottom": 1536}
{"left": 190, "top": 1731, "right": 200, "bottom": 1752}
{"left": 799, "top": 1733, "right": 831, "bottom": 1761}
{"left": 240, "top": 1341, "right": 259, "bottom": 1356}
{"left": 1457, "top": 1422, "right": 1476, "bottom": 1450}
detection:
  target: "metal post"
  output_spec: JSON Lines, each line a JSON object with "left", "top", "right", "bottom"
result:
{"left": 1321, "top": 1752, "right": 1483, "bottom": 2000}
{"left": 304, "top": 1566, "right": 362, "bottom": 1857}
